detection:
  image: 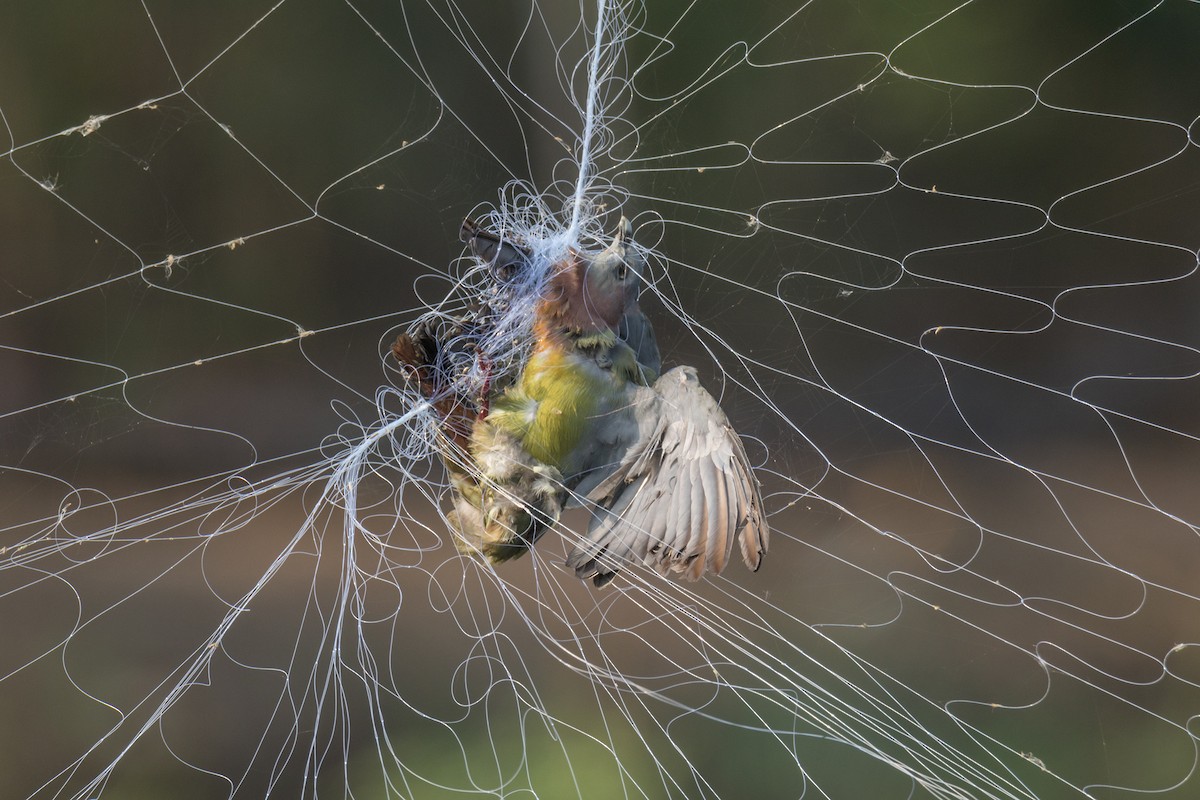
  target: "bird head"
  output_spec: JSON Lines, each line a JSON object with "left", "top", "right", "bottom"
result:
{"left": 542, "top": 217, "right": 643, "bottom": 335}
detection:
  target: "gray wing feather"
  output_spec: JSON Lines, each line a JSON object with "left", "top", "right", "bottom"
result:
{"left": 618, "top": 306, "right": 661, "bottom": 379}
{"left": 566, "top": 366, "right": 768, "bottom": 586}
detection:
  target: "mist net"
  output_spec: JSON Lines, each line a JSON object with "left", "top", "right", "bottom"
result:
{"left": 2, "top": 1, "right": 1199, "bottom": 798}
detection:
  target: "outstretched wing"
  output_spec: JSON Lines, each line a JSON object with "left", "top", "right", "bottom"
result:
{"left": 566, "top": 367, "right": 767, "bottom": 586}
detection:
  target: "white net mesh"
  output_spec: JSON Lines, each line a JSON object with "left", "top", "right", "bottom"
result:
{"left": 3, "top": 1, "right": 1199, "bottom": 797}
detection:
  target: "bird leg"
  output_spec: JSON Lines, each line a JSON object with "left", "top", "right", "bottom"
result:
{"left": 459, "top": 423, "right": 567, "bottom": 563}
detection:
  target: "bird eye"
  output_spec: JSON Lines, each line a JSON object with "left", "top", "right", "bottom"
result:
{"left": 616, "top": 262, "right": 628, "bottom": 281}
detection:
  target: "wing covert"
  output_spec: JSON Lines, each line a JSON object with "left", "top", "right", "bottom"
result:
{"left": 566, "top": 367, "right": 767, "bottom": 586}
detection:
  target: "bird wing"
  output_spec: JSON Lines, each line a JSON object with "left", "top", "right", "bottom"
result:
{"left": 566, "top": 366, "right": 767, "bottom": 586}
{"left": 617, "top": 304, "right": 661, "bottom": 380}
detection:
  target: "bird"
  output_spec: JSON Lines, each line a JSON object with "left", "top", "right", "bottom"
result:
{"left": 398, "top": 217, "right": 767, "bottom": 585}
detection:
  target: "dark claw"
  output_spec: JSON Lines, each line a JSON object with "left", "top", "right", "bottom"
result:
{"left": 461, "top": 218, "right": 530, "bottom": 284}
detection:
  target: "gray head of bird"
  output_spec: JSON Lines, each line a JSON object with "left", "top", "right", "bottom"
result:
{"left": 543, "top": 217, "right": 644, "bottom": 334}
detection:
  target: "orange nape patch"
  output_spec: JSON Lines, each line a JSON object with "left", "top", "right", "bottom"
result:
{"left": 535, "top": 252, "right": 624, "bottom": 335}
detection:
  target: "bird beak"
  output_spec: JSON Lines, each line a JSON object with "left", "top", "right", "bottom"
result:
{"left": 600, "top": 216, "right": 632, "bottom": 259}
{"left": 614, "top": 216, "right": 631, "bottom": 249}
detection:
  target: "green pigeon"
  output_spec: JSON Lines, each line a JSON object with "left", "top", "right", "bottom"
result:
{"left": 395, "top": 218, "right": 766, "bottom": 585}
{"left": 452, "top": 218, "right": 767, "bottom": 585}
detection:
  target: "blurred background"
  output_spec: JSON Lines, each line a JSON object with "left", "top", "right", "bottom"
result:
{"left": 2, "top": 0, "right": 1199, "bottom": 797}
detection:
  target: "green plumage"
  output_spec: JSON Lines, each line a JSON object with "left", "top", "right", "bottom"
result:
{"left": 430, "top": 216, "right": 766, "bottom": 581}
{"left": 489, "top": 344, "right": 611, "bottom": 469}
